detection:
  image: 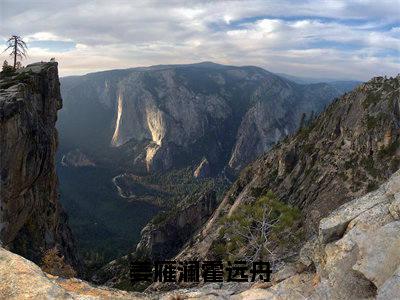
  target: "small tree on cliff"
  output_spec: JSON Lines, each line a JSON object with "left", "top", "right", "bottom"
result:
{"left": 1, "top": 60, "right": 14, "bottom": 76}
{"left": 2, "top": 35, "right": 28, "bottom": 69}
{"left": 41, "top": 247, "right": 76, "bottom": 278}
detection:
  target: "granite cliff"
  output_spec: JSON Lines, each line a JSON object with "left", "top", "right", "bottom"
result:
{"left": 59, "top": 62, "right": 355, "bottom": 174}
{"left": 0, "top": 62, "right": 78, "bottom": 268}
{"left": 176, "top": 75, "right": 400, "bottom": 266}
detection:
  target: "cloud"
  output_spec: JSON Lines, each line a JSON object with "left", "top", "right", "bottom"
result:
{"left": 0, "top": 0, "right": 399, "bottom": 79}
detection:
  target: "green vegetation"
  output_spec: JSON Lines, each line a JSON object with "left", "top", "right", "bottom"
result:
{"left": 57, "top": 165, "right": 159, "bottom": 277}
{"left": 363, "top": 92, "right": 381, "bottom": 108}
{"left": 378, "top": 139, "right": 400, "bottom": 159}
{"left": 365, "top": 115, "right": 379, "bottom": 130}
{"left": 1, "top": 60, "right": 15, "bottom": 77}
{"left": 366, "top": 181, "right": 379, "bottom": 192}
{"left": 215, "top": 191, "right": 301, "bottom": 263}
{"left": 365, "top": 113, "right": 386, "bottom": 130}
{"left": 362, "top": 156, "right": 379, "bottom": 178}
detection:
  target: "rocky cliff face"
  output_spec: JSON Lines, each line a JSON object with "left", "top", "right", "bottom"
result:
{"left": 0, "top": 62, "right": 78, "bottom": 268}
{"left": 177, "top": 75, "right": 400, "bottom": 264}
{"left": 1, "top": 170, "right": 399, "bottom": 299}
{"left": 59, "top": 62, "right": 354, "bottom": 174}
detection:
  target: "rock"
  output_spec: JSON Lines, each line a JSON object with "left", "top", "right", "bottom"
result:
{"left": 377, "top": 266, "right": 400, "bottom": 300}
{"left": 194, "top": 158, "right": 211, "bottom": 178}
{"left": 311, "top": 170, "right": 400, "bottom": 299}
{"left": 0, "top": 247, "right": 147, "bottom": 299}
{"left": 0, "top": 247, "right": 71, "bottom": 299}
{"left": 388, "top": 193, "right": 400, "bottom": 219}
{"left": 0, "top": 62, "right": 78, "bottom": 268}
{"left": 178, "top": 75, "right": 400, "bottom": 265}
{"left": 353, "top": 221, "right": 400, "bottom": 288}
{"left": 61, "top": 149, "right": 95, "bottom": 167}
{"left": 319, "top": 187, "right": 390, "bottom": 244}
{"left": 299, "top": 239, "right": 317, "bottom": 268}
{"left": 2, "top": 170, "right": 400, "bottom": 299}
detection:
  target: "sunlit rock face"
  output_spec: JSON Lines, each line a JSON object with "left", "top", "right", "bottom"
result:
{"left": 60, "top": 62, "right": 354, "bottom": 174}
{"left": 0, "top": 62, "right": 78, "bottom": 268}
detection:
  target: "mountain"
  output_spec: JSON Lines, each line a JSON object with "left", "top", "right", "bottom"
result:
{"left": 276, "top": 72, "right": 361, "bottom": 85}
{"left": 57, "top": 62, "right": 358, "bottom": 269}
{"left": 176, "top": 75, "right": 400, "bottom": 266}
{"left": 0, "top": 62, "right": 78, "bottom": 268}
{"left": 59, "top": 62, "right": 357, "bottom": 174}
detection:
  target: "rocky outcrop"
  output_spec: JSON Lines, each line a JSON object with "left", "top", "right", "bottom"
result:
{"left": 0, "top": 246, "right": 147, "bottom": 299}
{"left": 139, "top": 190, "right": 217, "bottom": 260}
{"left": 61, "top": 149, "right": 95, "bottom": 167}
{"left": 177, "top": 75, "right": 400, "bottom": 263}
{"left": 1, "top": 170, "right": 398, "bottom": 299}
{"left": 193, "top": 158, "right": 211, "bottom": 178}
{"left": 0, "top": 62, "right": 78, "bottom": 268}
{"left": 309, "top": 169, "right": 400, "bottom": 299}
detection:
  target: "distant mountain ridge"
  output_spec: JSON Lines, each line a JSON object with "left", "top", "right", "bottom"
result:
{"left": 59, "top": 62, "right": 358, "bottom": 174}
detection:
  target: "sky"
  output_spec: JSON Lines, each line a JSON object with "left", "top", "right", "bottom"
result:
{"left": 0, "top": 0, "right": 399, "bottom": 80}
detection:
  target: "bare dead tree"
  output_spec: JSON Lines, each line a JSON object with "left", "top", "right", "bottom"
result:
{"left": 2, "top": 35, "right": 28, "bottom": 69}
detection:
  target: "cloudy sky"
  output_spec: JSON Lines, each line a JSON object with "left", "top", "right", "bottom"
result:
{"left": 0, "top": 0, "right": 399, "bottom": 80}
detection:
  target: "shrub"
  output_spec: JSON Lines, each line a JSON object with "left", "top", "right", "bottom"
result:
{"left": 0, "top": 60, "right": 15, "bottom": 77}
{"left": 41, "top": 247, "right": 76, "bottom": 278}
{"left": 218, "top": 191, "right": 301, "bottom": 263}
{"left": 378, "top": 140, "right": 400, "bottom": 159}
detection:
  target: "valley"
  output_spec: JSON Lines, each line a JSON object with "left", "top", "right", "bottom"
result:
{"left": 55, "top": 62, "right": 359, "bottom": 280}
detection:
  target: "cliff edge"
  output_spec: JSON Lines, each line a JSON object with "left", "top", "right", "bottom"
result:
{"left": 0, "top": 62, "right": 78, "bottom": 268}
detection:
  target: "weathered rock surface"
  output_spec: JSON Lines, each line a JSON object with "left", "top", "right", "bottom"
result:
{"left": 311, "top": 169, "right": 400, "bottom": 299}
{"left": 0, "top": 247, "right": 146, "bottom": 299}
{"left": 178, "top": 75, "right": 400, "bottom": 263}
{"left": 0, "top": 62, "right": 78, "bottom": 267}
{"left": 164, "top": 170, "right": 400, "bottom": 299}
{"left": 194, "top": 158, "right": 211, "bottom": 178}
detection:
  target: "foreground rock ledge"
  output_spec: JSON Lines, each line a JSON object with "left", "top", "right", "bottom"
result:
{"left": 0, "top": 169, "right": 399, "bottom": 299}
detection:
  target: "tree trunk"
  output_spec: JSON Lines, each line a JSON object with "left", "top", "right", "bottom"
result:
{"left": 13, "top": 36, "right": 17, "bottom": 69}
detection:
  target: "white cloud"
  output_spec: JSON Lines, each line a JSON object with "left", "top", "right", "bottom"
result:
{"left": 0, "top": 0, "right": 399, "bottom": 79}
